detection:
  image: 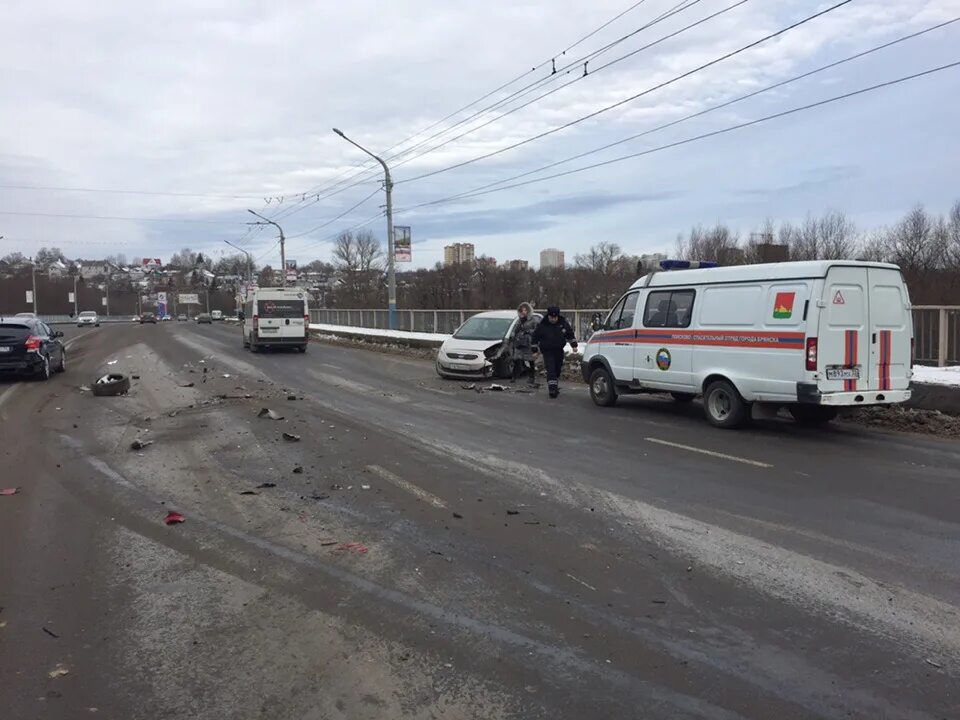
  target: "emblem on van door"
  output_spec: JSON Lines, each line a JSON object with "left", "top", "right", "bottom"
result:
{"left": 656, "top": 348, "right": 671, "bottom": 371}
{"left": 773, "top": 291, "right": 795, "bottom": 319}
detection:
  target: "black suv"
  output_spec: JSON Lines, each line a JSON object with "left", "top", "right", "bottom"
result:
{"left": 0, "top": 318, "right": 66, "bottom": 380}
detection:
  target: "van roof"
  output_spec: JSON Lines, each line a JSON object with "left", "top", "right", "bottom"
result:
{"left": 629, "top": 260, "right": 901, "bottom": 290}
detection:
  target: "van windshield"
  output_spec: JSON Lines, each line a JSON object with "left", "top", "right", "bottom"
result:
{"left": 258, "top": 299, "right": 305, "bottom": 318}
{"left": 79, "top": 311, "right": 96, "bottom": 317}
{"left": 453, "top": 317, "right": 513, "bottom": 341}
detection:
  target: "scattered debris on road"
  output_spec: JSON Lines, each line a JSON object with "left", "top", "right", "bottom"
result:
{"left": 292, "top": 466, "right": 304, "bottom": 474}
{"left": 106, "top": 359, "right": 118, "bottom": 365}
{"left": 287, "top": 394, "right": 297, "bottom": 401}
{"left": 239, "top": 490, "right": 259, "bottom": 496}
{"left": 130, "top": 439, "right": 153, "bottom": 450}
{"left": 461, "top": 383, "right": 476, "bottom": 390}
{"left": 92, "top": 373, "right": 131, "bottom": 397}
{"left": 840, "top": 405, "right": 960, "bottom": 437}
{"left": 335, "top": 542, "right": 369, "bottom": 555}
{"left": 164, "top": 511, "right": 186, "bottom": 525}
{"left": 180, "top": 382, "right": 195, "bottom": 388}
{"left": 925, "top": 658, "right": 943, "bottom": 669}
{"left": 320, "top": 539, "right": 338, "bottom": 546}
{"left": 506, "top": 509, "right": 519, "bottom": 515}
{"left": 1, "top": 488, "right": 20, "bottom": 496}
{"left": 360, "top": 484, "right": 370, "bottom": 490}
{"left": 258, "top": 408, "right": 284, "bottom": 420}
{"left": 452, "top": 512, "right": 464, "bottom": 519}
{"left": 42, "top": 626, "right": 60, "bottom": 639}
{"left": 256, "top": 482, "right": 277, "bottom": 489}
{"left": 131, "top": 374, "right": 141, "bottom": 380}
{"left": 488, "top": 384, "right": 506, "bottom": 392}
{"left": 48, "top": 664, "right": 70, "bottom": 678}
{"left": 282, "top": 432, "right": 301, "bottom": 442}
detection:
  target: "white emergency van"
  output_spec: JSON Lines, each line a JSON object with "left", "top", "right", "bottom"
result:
{"left": 581, "top": 260, "right": 913, "bottom": 428}
{"left": 242, "top": 287, "right": 310, "bottom": 353}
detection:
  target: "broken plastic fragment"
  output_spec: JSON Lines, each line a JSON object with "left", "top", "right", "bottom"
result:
{"left": 282, "top": 432, "right": 301, "bottom": 442}
{"left": 48, "top": 664, "right": 69, "bottom": 678}
{"left": 257, "top": 408, "right": 284, "bottom": 420}
{"left": 1, "top": 488, "right": 20, "bottom": 496}
{"left": 130, "top": 439, "right": 153, "bottom": 450}
{"left": 164, "top": 511, "right": 185, "bottom": 525}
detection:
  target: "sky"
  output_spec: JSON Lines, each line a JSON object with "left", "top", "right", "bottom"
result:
{"left": 1, "top": 0, "right": 959, "bottom": 269}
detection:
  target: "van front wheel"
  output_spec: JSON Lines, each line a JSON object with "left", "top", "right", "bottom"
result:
{"left": 589, "top": 367, "right": 618, "bottom": 407}
{"left": 703, "top": 379, "right": 747, "bottom": 428}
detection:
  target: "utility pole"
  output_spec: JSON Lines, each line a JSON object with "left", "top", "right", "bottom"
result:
{"left": 247, "top": 210, "right": 286, "bottom": 286}
{"left": 333, "top": 128, "right": 397, "bottom": 330}
{"left": 30, "top": 258, "right": 38, "bottom": 314}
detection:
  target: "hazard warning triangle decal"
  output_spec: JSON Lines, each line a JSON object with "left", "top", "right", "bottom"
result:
{"left": 833, "top": 290, "right": 845, "bottom": 305}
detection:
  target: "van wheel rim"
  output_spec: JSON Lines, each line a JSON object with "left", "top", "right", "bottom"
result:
{"left": 593, "top": 375, "right": 608, "bottom": 398}
{"left": 709, "top": 389, "right": 731, "bottom": 419}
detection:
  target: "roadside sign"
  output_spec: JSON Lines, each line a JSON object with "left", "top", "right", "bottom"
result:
{"left": 157, "top": 292, "right": 168, "bottom": 318}
{"left": 101, "top": 297, "right": 107, "bottom": 306}
{"left": 179, "top": 293, "right": 199, "bottom": 305}
{"left": 68, "top": 292, "right": 75, "bottom": 303}
{"left": 286, "top": 269, "right": 297, "bottom": 282}
{"left": 25, "top": 290, "right": 33, "bottom": 303}
{"left": 394, "top": 226, "right": 412, "bottom": 262}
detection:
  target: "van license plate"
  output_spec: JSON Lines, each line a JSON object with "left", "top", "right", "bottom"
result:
{"left": 0, "top": 346, "right": 10, "bottom": 353}
{"left": 260, "top": 327, "right": 278, "bottom": 333}
{"left": 826, "top": 366, "right": 860, "bottom": 380}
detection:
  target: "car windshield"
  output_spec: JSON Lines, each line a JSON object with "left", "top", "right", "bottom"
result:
{"left": 80, "top": 312, "right": 96, "bottom": 317}
{"left": 453, "top": 316, "right": 513, "bottom": 341}
{"left": 258, "top": 299, "right": 305, "bottom": 318}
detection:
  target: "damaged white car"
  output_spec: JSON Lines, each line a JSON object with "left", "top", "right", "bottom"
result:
{"left": 436, "top": 310, "right": 541, "bottom": 380}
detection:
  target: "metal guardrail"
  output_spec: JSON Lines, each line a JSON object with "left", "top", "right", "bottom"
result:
{"left": 315, "top": 305, "right": 960, "bottom": 367}
{"left": 912, "top": 306, "right": 959, "bottom": 367}
{"left": 310, "top": 308, "right": 607, "bottom": 340}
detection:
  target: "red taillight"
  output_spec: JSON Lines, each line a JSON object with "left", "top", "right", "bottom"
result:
{"left": 805, "top": 337, "right": 818, "bottom": 371}
{"left": 304, "top": 314, "right": 309, "bottom": 325}
{"left": 24, "top": 335, "right": 42, "bottom": 351}
{"left": 252, "top": 315, "right": 259, "bottom": 329}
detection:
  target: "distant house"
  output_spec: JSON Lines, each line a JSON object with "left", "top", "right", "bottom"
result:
{"left": 47, "top": 259, "right": 71, "bottom": 277}
{"left": 76, "top": 260, "right": 116, "bottom": 279}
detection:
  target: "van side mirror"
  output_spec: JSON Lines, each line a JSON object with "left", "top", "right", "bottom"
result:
{"left": 590, "top": 312, "right": 603, "bottom": 331}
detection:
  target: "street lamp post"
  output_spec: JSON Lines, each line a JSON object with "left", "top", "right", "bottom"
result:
{"left": 247, "top": 210, "right": 286, "bottom": 285}
{"left": 332, "top": 128, "right": 397, "bottom": 330}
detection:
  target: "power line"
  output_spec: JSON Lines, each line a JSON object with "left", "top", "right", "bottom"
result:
{"left": 395, "top": 61, "right": 960, "bottom": 213}
{"left": 286, "top": 187, "right": 382, "bottom": 240}
{"left": 256, "top": 0, "right": 684, "bottom": 221}
{"left": 0, "top": 209, "right": 243, "bottom": 225}
{"left": 0, "top": 183, "right": 270, "bottom": 200}
{"left": 389, "top": 0, "right": 743, "bottom": 175}
{"left": 276, "top": 0, "right": 703, "bottom": 214}
{"left": 398, "top": 18, "right": 960, "bottom": 212}
{"left": 396, "top": 0, "right": 853, "bottom": 185}
{"left": 297, "top": 211, "right": 386, "bottom": 254}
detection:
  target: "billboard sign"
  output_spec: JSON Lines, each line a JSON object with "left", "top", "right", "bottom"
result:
{"left": 178, "top": 293, "right": 199, "bottom": 305}
{"left": 394, "top": 226, "right": 412, "bottom": 262}
{"left": 156, "top": 292, "right": 168, "bottom": 319}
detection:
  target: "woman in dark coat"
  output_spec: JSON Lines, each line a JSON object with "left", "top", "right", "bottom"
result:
{"left": 532, "top": 306, "right": 577, "bottom": 398}
{"left": 509, "top": 302, "right": 538, "bottom": 384}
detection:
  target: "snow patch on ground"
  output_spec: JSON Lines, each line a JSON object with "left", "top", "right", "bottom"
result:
{"left": 912, "top": 365, "right": 960, "bottom": 387}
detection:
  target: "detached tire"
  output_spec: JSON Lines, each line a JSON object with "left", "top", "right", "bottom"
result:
{"left": 789, "top": 405, "right": 837, "bottom": 426}
{"left": 703, "top": 379, "right": 748, "bottom": 429}
{"left": 92, "top": 373, "right": 131, "bottom": 397}
{"left": 589, "top": 366, "right": 618, "bottom": 407}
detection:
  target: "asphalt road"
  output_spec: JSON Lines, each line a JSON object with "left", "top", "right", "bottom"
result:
{"left": 1, "top": 320, "right": 957, "bottom": 719}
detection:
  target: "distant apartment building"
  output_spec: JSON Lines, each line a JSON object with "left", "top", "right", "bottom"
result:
{"left": 505, "top": 259, "right": 529, "bottom": 271}
{"left": 539, "top": 248, "right": 565, "bottom": 269}
{"left": 443, "top": 243, "right": 475, "bottom": 266}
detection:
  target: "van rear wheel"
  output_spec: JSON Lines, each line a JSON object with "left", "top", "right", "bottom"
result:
{"left": 703, "top": 379, "right": 747, "bottom": 429}
{"left": 589, "top": 367, "right": 618, "bottom": 407}
{"left": 789, "top": 405, "right": 837, "bottom": 426}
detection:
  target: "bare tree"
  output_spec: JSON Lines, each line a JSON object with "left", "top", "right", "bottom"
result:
{"left": 817, "top": 210, "right": 857, "bottom": 259}
{"left": 332, "top": 230, "right": 384, "bottom": 306}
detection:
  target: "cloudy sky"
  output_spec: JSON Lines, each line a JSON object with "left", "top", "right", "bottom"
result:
{"left": 1, "top": 0, "right": 958, "bottom": 269}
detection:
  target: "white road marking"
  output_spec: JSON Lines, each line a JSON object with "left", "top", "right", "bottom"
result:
{"left": 644, "top": 437, "right": 772, "bottom": 468}
{"left": 366, "top": 464, "right": 448, "bottom": 509}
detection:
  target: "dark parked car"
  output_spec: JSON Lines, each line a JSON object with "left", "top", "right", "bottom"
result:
{"left": 140, "top": 312, "right": 157, "bottom": 324}
{"left": 0, "top": 318, "right": 66, "bottom": 380}
{"left": 196, "top": 313, "right": 213, "bottom": 324}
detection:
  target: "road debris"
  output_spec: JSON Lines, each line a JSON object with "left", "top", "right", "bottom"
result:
{"left": 292, "top": 466, "right": 304, "bottom": 474}
{"left": 164, "top": 511, "right": 185, "bottom": 525}
{"left": 256, "top": 482, "right": 277, "bottom": 489}
{"left": 258, "top": 408, "right": 284, "bottom": 420}
{"left": 330, "top": 483, "right": 344, "bottom": 490}
{"left": 565, "top": 573, "right": 597, "bottom": 591}
{"left": 216, "top": 393, "right": 253, "bottom": 400}
{"left": 239, "top": 490, "right": 259, "bottom": 496}
{"left": 180, "top": 382, "right": 195, "bottom": 388}
{"left": 106, "top": 360, "right": 118, "bottom": 365}
{"left": 42, "top": 626, "right": 60, "bottom": 639}
{"left": 282, "top": 432, "right": 301, "bottom": 442}
{"left": 48, "top": 664, "right": 69, "bottom": 678}
{"left": 1, "top": 488, "right": 20, "bottom": 496}
{"left": 506, "top": 509, "right": 519, "bottom": 515}
{"left": 310, "top": 493, "right": 330, "bottom": 501}
{"left": 461, "top": 383, "right": 476, "bottom": 390}
{"left": 92, "top": 373, "right": 130, "bottom": 397}
{"left": 925, "top": 658, "right": 943, "bottom": 669}
{"left": 131, "top": 374, "right": 141, "bottom": 380}
{"left": 651, "top": 599, "right": 667, "bottom": 605}
{"left": 222, "top": 373, "right": 231, "bottom": 378}
{"left": 287, "top": 394, "right": 297, "bottom": 401}
{"left": 335, "top": 542, "right": 369, "bottom": 555}
{"left": 129, "top": 439, "right": 153, "bottom": 451}
{"left": 488, "top": 384, "right": 506, "bottom": 391}
{"left": 452, "top": 512, "right": 464, "bottom": 519}
{"left": 360, "top": 484, "right": 371, "bottom": 490}
{"left": 320, "top": 539, "right": 338, "bottom": 546}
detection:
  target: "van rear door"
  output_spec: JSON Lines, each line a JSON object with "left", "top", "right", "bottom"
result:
{"left": 867, "top": 268, "right": 911, "bottom": 392}
{"left": 256, "top": 295, "right": 307, "bottom": 340}
{"left": 818, "top": 266, "right": 870, "bottom": 394}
